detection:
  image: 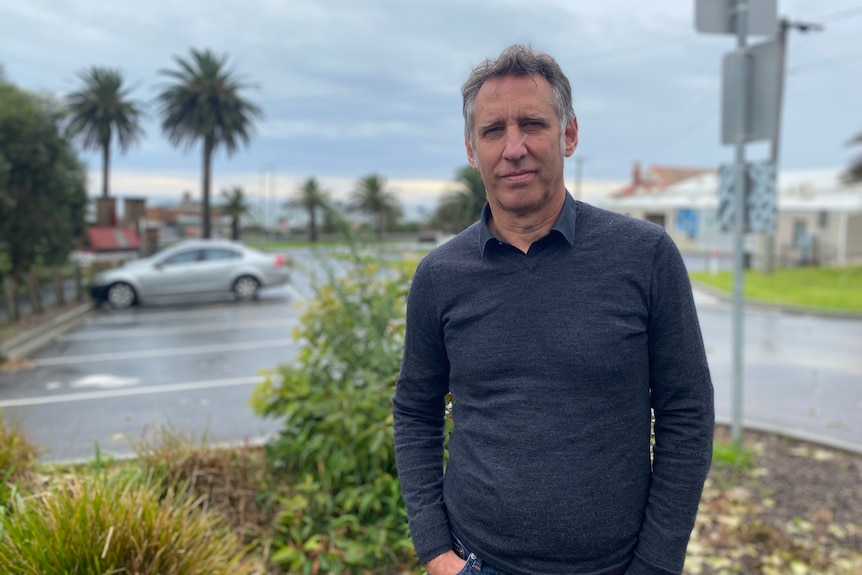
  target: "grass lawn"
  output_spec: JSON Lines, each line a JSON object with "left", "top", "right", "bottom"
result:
{"left": 690, "top": 265, "right": 862, "bottom": 313}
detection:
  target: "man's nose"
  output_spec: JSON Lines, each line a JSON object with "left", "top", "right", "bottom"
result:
{"left": 502, "top": 130, "right": 527, "bottom": 161}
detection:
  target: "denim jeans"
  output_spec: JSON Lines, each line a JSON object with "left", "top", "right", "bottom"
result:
{"left": 451, "top": 532, "right": 507, "bottom": 575}
{"left": 450, "top": 532, "right": 630, "bottom": 575}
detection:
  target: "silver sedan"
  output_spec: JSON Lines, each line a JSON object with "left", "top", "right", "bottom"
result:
{"left": 90, "top": 239, "right": 290, "bottom": 309}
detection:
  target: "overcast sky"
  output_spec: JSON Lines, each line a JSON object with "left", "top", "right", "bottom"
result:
{"left": 2, "top": 0, "right": 860, "bottom": 212}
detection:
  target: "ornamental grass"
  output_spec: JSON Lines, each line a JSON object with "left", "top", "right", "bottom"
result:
{"left": 0, "top": 468, "right": 258, "bottom": 575}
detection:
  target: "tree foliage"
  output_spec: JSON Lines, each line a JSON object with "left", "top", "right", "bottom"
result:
{"left": 431, "top": 165, "right": 486, "bottom": 233}
{"left": 350, "top": 173, "right": 402, "bottom": 239}
{"left": 220, "top": 185, "right": 252, "bottom": 240}
{"left": 156, "top": 49, "right": 263, "bottom": 239}
{"left": 65, "top": 66, "right": 144, "bottom": 198}
{"left": 0, "top": 80, "right": 87, "bottom": 279}
{"left": 285, "top": 177, "right": 332, "bottom": 242}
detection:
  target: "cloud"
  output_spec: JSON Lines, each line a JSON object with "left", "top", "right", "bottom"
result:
{"left": 1, "top": 0, "right": 857, "bottom": 190}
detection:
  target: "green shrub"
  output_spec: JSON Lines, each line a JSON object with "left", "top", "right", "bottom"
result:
{"left": 0, "top": 468, "right": 257, "bottom": 575}
{"left": 251, "top": 251, "right": 417, "bottom": 574}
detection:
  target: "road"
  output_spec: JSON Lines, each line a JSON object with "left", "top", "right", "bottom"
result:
{"left": 694, "top": 291, "right": 862, "bottom": 453}
{"left": 0, "top": 288, "right": 302, "bottom": 462}
{"left": 0, "top": 249, "right": 860, "bottom": 461}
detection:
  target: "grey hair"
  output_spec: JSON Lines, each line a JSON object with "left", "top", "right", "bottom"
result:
{"left": 462, "top": 44, "right": 576, "bottom": 147}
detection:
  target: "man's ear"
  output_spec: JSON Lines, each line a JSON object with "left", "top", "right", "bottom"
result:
{"left": 564, "top": 117, "right": 579, "bottom": 157}
{"left": 465, "top": 137, "right": 477, "bottom": 168}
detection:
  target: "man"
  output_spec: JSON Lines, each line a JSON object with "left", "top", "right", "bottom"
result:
{"left": 393, "top": 44, "right": 714, "bottom": 575}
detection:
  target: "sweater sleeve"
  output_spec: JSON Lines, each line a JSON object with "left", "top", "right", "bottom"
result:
{"left": 392, "top": 256, "right": 453, "bottom": 564}
{"left": 631, "top": 232, "right": 715, "bottom": 574}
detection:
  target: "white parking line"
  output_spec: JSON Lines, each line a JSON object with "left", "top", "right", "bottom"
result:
{"left": 0, "top": 376, "right": 267, "bottom": 408}
{"left": 60, "top": 318, "right": 299, "bottom": 341}
{"left": 34, "top": 339, "right": 297, "bottom": 367}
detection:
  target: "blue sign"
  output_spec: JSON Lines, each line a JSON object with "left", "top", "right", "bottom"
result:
{"left": 676, "top": 209, "right": 699, "bottom": 238}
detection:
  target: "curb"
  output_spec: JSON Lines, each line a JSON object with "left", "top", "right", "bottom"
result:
{"left": 714, "top": 416, "right": 862, "bottom": 456}
{"left": 0, "top": 302, "right": 95, "bottom": 360}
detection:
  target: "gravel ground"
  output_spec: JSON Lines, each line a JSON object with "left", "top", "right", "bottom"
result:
{"left": 689, "top": 425, "right": 862, "bottom": 574}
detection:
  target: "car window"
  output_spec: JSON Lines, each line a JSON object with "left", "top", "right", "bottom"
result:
{"left": 203, "top": 248, "right": 242, "bottom": 261}
{"left": 162, "top": 250, "right": 201, "bottom": 266}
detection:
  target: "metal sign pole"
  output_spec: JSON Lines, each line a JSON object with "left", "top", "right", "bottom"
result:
{"left": 731, "top": 0, "right": 749, "bottom": 448}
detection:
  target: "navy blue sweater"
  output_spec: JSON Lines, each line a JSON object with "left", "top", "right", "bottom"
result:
{"left": 393, "top": 196, "right": 714, "bottom": 574}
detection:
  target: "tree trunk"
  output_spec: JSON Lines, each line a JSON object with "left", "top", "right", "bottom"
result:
{"left": 102, "top": 137, "right": 111, "bottom": 199}
{"left": 53, "top": 265, "right": 66, "bottom": 306}
{"left": 25, "top": 271, "right": 44, "bottom": 315}
{"left": 310, "top": 209, "right": 317, "bottom": 242}
{"left": 75, "top": 264, "right": 84, "bottom": 302}
{"left": 2, "top": 275, "right": 18, "bottom": 323}
{"left": 202, "top": 137, "right": 214, "bottom": 239}
{"left": 232, "top": 217, "right": 239, "bottom": 241}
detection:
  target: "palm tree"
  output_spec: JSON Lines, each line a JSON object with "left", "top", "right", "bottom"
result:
{"left": 842, "top": 131, "right": 862, "bottom": 184}
{"left": 285, "top": 177, "right": 331, "bottom": 242}
{"left": 220, "top": 185, "right": 252, "bottom": 240}
{"left": 156, "top": 49, "right": 263, "bottom": 239}
{"left": 350, "top": 174, "right": 402, "bottom": 240}
{"left": 65, "top": 67, "right": 144, "bottom": 199}
{"left": 432, "top": 166, "right": 486, "bottom": 233}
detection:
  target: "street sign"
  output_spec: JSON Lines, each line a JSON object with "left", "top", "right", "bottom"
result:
{"left": 718, "top": 160, "right": 777, "bottom": 235}
{"left": 721, "top": 38, "right": 781, "bottom": 145}
{"left": 695, "top": 0, "right": 778, "bottom": 36}
{"left": 747, "top": 161, "right": 777, "bottom": 235}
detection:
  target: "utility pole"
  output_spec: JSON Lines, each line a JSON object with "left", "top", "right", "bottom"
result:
{"left": 573, "top": 156, "right": 585, "bottom": 201}
{"left": 259, "top": 163, "right": 272, "bottom": 241}
{"left": 762, "top": 18, "right": 824, "bottom": 274}
{"left": 270, "top": 171, "right": 277, "bottom": 241}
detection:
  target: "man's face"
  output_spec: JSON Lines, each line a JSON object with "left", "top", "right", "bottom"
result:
{"left": 465, "top": 73, "right": 578, "bottom": 220}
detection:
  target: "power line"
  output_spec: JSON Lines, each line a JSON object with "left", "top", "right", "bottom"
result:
{"left": 813, "top": 6, "right": 862, "bottom": 22}
{"left": 788, "top": 50, "right": 862, "bottom": 74}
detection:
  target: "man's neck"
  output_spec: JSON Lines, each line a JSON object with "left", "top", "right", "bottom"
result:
{"left": 488, "top": 194, "right": 565, "bottom": 254}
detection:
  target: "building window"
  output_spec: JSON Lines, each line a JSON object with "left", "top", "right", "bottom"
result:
{"left": 793, "top": 220, "right": 807, "bottom": 248}
{"left": 645, "top": 213, "right": 666, "bottom": 228}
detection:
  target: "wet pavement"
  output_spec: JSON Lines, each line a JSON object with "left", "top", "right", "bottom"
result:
{"left": 1, "top": 248, "right": 860, "bottom": 461}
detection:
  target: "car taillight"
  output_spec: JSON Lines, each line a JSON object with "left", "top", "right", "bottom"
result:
{"left": 274, "top": 254, "right": 286, "bottom": 267}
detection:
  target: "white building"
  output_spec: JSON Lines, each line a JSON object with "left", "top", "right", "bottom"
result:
{"left": 602, "top": 165, "right": 862, "bottom": 267}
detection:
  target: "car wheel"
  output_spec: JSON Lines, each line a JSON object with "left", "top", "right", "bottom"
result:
{"left": 233, "top": 275, "right": 260, "bottom": 302}
{"left": 106, "top": 282, "right": 137, "bottom": 309}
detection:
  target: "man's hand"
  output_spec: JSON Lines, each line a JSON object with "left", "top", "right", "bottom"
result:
{"left": 425, "top": 550, "right": 467, "bottom": 575}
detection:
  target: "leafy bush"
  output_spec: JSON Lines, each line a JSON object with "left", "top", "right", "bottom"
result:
{"left": 251, "top": 250, "right": 417, "bottom": 574}
{"left": 0, "top": 468, "right": 257, "bottom": 575}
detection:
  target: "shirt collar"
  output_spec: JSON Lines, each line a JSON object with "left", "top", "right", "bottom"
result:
{"left": 478, "top": 191, "right": 578, "bottom": 257}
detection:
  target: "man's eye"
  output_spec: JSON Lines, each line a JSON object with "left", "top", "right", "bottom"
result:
{"left": 483, "top": 127, "right": 502, "bottom": 136}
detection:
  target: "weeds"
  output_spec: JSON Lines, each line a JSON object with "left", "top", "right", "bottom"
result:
{"left": 0, "top": 411, "right": 40, "bottom": 507}
{"left": 713, "top": 439, "right": 757, "bottom": 471}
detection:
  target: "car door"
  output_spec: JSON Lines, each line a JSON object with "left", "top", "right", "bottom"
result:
{"left": 140, "top": 248, "right": 205, "bottom": 297}
{"left": 195, "top": 247, "right": 244, "bottom": 293}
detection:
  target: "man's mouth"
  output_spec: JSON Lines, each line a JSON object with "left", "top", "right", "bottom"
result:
{"left": 502, "top": 170, "right": 535, "bottom": 184}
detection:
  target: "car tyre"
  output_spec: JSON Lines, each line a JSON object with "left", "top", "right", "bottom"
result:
{"left": 106, "top": 282, "right": 137, "bottom": 310}
{"left": 233, "top": 275, "right": 260, "bottom": 302}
